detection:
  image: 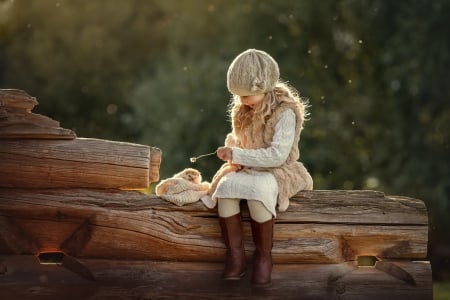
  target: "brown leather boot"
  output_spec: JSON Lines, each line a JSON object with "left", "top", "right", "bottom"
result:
{"left": 250, "top": 218, "right": 274, "bottom": 286}
{"left": 219, "top": 213, "right": 246, "bottom": 280}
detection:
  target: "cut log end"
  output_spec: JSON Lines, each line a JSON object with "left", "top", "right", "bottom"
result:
{"left": 149, "top": 147, "right": 162, "bottom": 183}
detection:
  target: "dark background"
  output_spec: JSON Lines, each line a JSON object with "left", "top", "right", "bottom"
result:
{"left": 1, "top": 0, "right": 448, "bottom": 284}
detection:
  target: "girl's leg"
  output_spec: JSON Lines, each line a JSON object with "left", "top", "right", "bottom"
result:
{"left": 247, "top": 200, "right": 274, "bottom": 286}
{"left": 218, "top": 197, "right": 241, "bottom": 218}
{"left": 217, "top": 198, "right": 246, "bottom": 280}
{"left": 247, "top": 200, "right": 273, "bottom": 223}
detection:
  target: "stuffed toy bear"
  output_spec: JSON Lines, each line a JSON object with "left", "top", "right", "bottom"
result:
{"left": 155, "top": 168, "right": 211, "bottom": 207}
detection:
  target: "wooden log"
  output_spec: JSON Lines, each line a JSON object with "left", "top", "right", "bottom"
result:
{"left": 0, "top": 138, "right": 162, "bottom": 188}
{"left": 0, "top": 89, "right": 76, "bottom": 139}
{"left": 0, "top": 89, "right": 38, "bottom": 110}
{"left": 0, "top": 189, "right": 428, "bottom": 263}
{"left": 0, "top": 255, "right": 432, "bottom": 300}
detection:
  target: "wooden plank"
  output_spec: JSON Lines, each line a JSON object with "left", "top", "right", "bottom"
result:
{"left": 288, "top": 190, "right": 428, "bottom": 225}
{"left": 0, "top": 189, "right": 428, "bottom": 262}
{"left": 0, "top": 138, "right": 161, "bottom": 188}
{"left": 0, "top": 255, "right": 432, "bottom": 300}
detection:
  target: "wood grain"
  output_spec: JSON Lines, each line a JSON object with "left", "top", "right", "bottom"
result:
{"left": 0, "top": 189, "right": 428, "bottom": 263}
{"left": 0, "top": 89, "right": 76, "bottom": 139}
{"left": 0, "top": 138, "right": 162, "bottom": 188}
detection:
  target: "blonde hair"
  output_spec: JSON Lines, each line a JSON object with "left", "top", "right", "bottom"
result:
{"left": 229, "top": 81, "right": 308, "bottom": 133}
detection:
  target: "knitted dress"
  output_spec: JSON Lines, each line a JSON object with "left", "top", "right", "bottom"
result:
{"left": 211, "top": 99, "right": 313, "bottom": 216}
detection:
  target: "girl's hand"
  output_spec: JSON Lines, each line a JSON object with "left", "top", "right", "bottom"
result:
{"left": 216, "top": 146, "right": 232, "bottom": 161}
{"left": 230, "top": 163, "right": 243, "bottom": 172}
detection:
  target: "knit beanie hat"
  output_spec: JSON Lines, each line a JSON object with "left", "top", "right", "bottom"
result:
{"left": 227, "top": 49, "right": 280, "bottom": 96}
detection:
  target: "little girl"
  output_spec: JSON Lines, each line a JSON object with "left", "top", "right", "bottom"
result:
{"left": 210, "top": 49, "right": 313, "bottom": 286}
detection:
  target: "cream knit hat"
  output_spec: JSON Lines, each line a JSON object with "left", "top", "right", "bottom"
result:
{"left": 227, "top": 49, "right": 280, "bottom": 96}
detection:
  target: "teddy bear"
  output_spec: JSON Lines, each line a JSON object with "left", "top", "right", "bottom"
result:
{"left": 155, "top": 168, "right": 211, "bottom": 207}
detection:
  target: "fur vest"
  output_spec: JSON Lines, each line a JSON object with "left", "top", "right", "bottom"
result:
{"left": 211, "top": 95, "right": 313, "bottom": 212}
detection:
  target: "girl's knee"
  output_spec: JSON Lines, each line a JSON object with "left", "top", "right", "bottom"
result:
{"left": 247, "top": 200, "right": 273, "bottom": 223}
{"left": 218, "top": 198, "right": 241, "bottom": 218}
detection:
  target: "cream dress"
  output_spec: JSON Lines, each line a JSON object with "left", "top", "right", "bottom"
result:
{"left": 212, "top": 109, "right": 296, "bottom": 217}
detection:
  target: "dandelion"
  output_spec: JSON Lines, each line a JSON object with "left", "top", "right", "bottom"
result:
{"left": 190, "top": 151, "right": 217, "bottom": 163}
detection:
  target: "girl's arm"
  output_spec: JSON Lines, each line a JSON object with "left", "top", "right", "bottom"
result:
{"left": 231, "top": 109, "right": 296, "bottom": 168}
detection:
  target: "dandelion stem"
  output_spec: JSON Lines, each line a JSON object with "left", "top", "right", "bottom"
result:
{"left": 190, "top": 151, "right": 217, "bottom": 163}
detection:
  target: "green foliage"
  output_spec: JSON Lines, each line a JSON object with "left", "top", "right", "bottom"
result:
{"left": 0, "top": 0, "right": 166, "bottom": 139}
{"left": 130, "top": 53, "right": 231, "bottom": 178}
{"left": 434, "top": 281, "right": 450, "bottom": 300}
{"left": 1, "top": 0, "right": 449, "bottom": 277}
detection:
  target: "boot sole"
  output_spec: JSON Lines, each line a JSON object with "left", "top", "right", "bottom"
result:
{"left": 222, "top": 271, "right": 246, "bottom": 280}
{"left": 251, "top": 281, "right": 272, "bottom": 287}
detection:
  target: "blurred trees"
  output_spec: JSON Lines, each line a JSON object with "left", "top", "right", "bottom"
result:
{"left": 0, "top": 0, "right": 167, "bottom": 139}
{"left": 0, "top": 0, "right": 449, "bottom": 278}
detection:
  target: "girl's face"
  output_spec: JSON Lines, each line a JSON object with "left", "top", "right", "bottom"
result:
{"left": 239, "top": 93, "right": 265, "bottom": 109}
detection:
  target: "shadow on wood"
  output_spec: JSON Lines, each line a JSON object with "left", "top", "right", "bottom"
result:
{"left": 0, "top": 255, "right": 432, "bottom": 300}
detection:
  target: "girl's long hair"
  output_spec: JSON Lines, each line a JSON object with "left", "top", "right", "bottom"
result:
{"left": 229, "top": 81, "right": 308, "bottom": 133}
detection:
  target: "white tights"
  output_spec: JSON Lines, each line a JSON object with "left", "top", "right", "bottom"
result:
{"left": 218, "top": 198, "right": 273, "bottom": 223}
